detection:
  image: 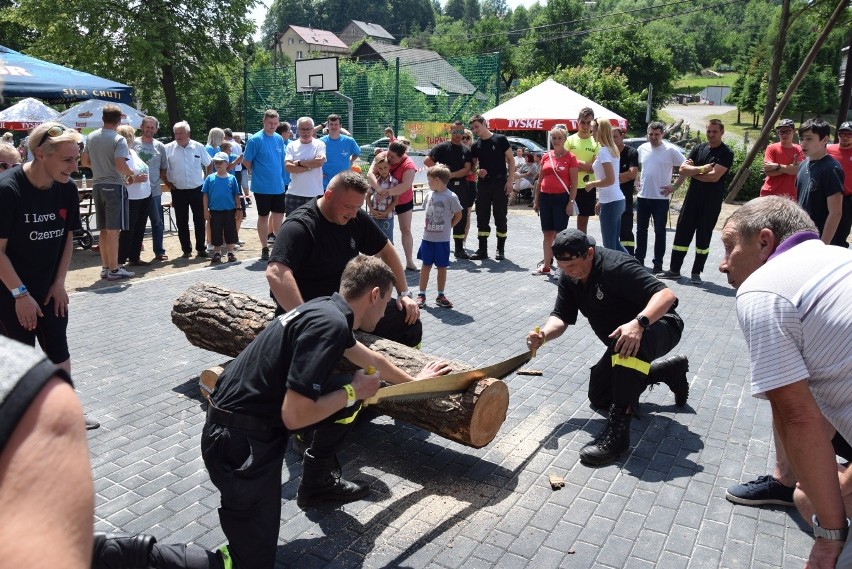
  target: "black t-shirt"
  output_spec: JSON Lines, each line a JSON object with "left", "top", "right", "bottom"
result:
{"left": 551, "top": 248, "right": 676, "bottom": 345}
{"left": 0, "top": 336, "right": 73, "bottom": 454}
{"left": 0, "top": 168, "right": 81, "bottom": 300}
{"left": 618, "top": 145, "right": 639, "bottom": 200}
{"left": 686, "top": 142, "right": 734, "bottom": 194}
{"left": 428, "top": 141, "right": 472, "bottom": 189}
{"left": 212, "top": 294, "right": 357, "bottom": 422}
{"left": 797, "top": 155, "right": 846, "bottom": 244}
{"left": 270, "top": 198, "right": 388, "bottom": 302}
{"left": 471, "top": 134, "right": 511, "bottom": 179}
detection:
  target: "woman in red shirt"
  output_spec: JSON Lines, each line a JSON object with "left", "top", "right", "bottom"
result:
{"left": 532, "top": 125, "right": 579, "bottom": 275}
{"left": 369, "top": 141, "right": 418, "bottom": 270}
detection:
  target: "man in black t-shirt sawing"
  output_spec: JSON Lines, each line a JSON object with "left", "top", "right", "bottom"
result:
{"left": 526, "top": 229, "right": 690, "bottom": 467}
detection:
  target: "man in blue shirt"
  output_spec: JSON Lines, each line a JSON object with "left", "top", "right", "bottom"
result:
{"left": 243, "top": 109, "right": 286, "bottom": 260}
{"left": 320, "top": 114, "right": 360, "bottom": 190}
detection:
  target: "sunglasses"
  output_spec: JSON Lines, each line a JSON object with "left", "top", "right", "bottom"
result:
{"left": 451, "top": 129, "right": 466, "bottom": 134}
{"left": 0, "top": 161, "right": 20, "bottom": 171}
{"left": 38, "top": 125, "right": 67, "bottom": 147}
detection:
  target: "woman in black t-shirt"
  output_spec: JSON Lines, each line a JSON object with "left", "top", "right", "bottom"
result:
{"left": 0, "top": 122, "right": 82, "bottom": 372}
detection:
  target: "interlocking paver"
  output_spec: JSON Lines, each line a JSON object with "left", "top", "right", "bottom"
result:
{"left": 68, "top": 205, "right": 820, "bottom": 566}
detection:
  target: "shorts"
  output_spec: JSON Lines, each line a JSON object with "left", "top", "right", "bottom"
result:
{"left": 254, "top": 193, "right": 286, "bottom": 217}
{"left": 539, "top": 192, "right": 570, "bottom": 232}
{"left": 0, "top": 297, "right": 70, "bottom": 364}
{"left": 284, "top": 194, "right": 314, "bottom": 216}
{"left": 575, "top": 185, "right": 597, "bottom": 216}
{"left": 417, "top": 240, "right": 451, "bottom": 268}
{"left": 395, "top": 200, "right": 414, "bottom": 215}
{"left": 93, "top": 183, "right": 129, "bottom": 230}
{"left": 372, "top": 216, "right": 394, "bottom": 242}
{"left": 458, "top": 181, "right": 477, "bottom": 208}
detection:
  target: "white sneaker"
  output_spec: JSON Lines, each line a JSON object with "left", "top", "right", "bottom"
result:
{"left": 100, "top": 267, "right": 108, "bottom": 279}
{"left": 106, "top": 267, "right": 135, "bottom": 281}
{"left": 206, "top": 244, "right": 215, "bottom": 254}
{"left": 233, "top": 244, "right": 241, "bottom": 251}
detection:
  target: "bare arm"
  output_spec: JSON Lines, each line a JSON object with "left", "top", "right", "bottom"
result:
{"left": 619, "top": 165, "right": 638, "bottom": 184}
{"left": 504, "top": 147, "right": 515, "bottom": 195}
{"left": 821, "top": 193, "right": 843, "bottom": 245}
{"left": 377, "top": 241, "right": 419, "bottom": 324}
{"left": 586, "top": 161, "right": 615, "bottom": 189}
{"left": 80, "top": 151, "right": 91, "bottom": 168}
{"left": 266, "top": 262, "right": 304, "bottom": 311}
{"left": 526, "top": 315, "right": 569, "bottom": 350}
{"left": 43, "top": 232, "right": 74, "bottom": 317}
{"left": 281, "top": 369, "right": 379, "bottom": 431}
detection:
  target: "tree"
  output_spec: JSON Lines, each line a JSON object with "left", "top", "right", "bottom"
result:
{"left": 481, "top": 0, "right": 509, "bottom": 19}
{"left": 262, "top": 0, "right": 313, "bottom": 42}
{"left": 464, "top": 0, "right": 481, "bottom": 26}
{"left": 7, "top": 0, "right": 256, "bottom": 128}
{"left": 444, "top": 0, "right": 466, "bottom": 22}
{"left": 582, "top": 26, "right": 676, "bottom": 109}
{"left": 525, "top": 0, "right": 585, "bottom": 75}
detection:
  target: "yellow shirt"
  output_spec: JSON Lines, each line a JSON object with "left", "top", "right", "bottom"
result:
{"left": 566, "top": 133, "right": 599, "bottom": 189}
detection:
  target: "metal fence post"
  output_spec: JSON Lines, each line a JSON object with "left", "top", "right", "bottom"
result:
{"left": 394, "top": 58, "right": 400, "bottom": 136}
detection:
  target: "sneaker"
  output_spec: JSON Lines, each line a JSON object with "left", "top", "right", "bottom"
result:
{"left": 435, "top": 295, "right": 453, "bottom": 308}
{"left": 100, "top": 267, "right": 108, "bottom": 279}
{"left": 238, "top": 239, "right": 246, "bottom": 245}
{"left": 725, "top": 475, "right": 795, "bottom": 507}
{"left": 227, "top": 252, "right": 237, "bottom": 263}
{"left": 656, "top": 270, "right": 681, "bottom": 280}
{"left": 416, "top": 294, "right": 426, "bottom": 308}
{"left": 652, "top": 263, "right": 663, "bottom": 274}
{"left": 196, "top": 250, "right": 209, "bottom": 259}
{"left": 211, "top": 252, "right": 222, "bottom": 264}
{"left": 233, "top": 244, "right": 241, "bottom": 251}
{"left": 532, "top": 263, "right": 551, "bottom": 275}
{"left": 106, "top": 267, "right": 135, "bottom": 281}
{"left": 127, "top": 259, "right": 150, "bottom": 267}
{"left": 261, "top": 247, "right": 269, "bottom": 261}
{"left": 267, "top": 233, "right": 276, "bottom": 245}
{"left": 206, "top": 244, "right": 215, "bottom": 254}
{"left": 690, "top": 273, "right": 702, "bottom": 284}
{"left": 85, "top": 416, "right": 100, "bottom": 430}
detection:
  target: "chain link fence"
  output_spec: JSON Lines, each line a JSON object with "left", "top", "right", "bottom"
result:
{"left": 244, "top": 52, "right": 501, "bottom": 147}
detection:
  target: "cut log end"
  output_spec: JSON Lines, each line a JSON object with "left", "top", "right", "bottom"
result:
{"left": 467, "top": 379, "right": 509, "bottom": 448}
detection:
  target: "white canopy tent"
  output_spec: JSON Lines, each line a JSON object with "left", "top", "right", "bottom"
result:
{"left": 483, "top": 78, "right": 628, "bottom": 132}
{"left": 56, "top": 99, "right": 145, "bottom": 129}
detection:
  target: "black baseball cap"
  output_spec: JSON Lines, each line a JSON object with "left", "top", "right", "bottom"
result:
{"left": 839, "top": 122, "right": 852, "bottom": 133}
{"left": 775, "top": 119, "right": 795, "bottom": 130}
{"left": 551, "top": 228, "right": 596, "bottom": 260}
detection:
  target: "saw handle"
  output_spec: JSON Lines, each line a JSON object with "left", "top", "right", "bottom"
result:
{"left": 532, "top": 326, "right": 541, "bottom": 358}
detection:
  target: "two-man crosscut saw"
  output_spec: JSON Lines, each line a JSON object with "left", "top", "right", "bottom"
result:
{"left": 362, "top": 349, "right": 533, "bottom": 406}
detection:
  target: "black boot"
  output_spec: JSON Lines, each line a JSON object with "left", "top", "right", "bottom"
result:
{"left": 469, "top": 237, "right": 489, "bottom": 260}
{"left": 291, "top": 431, "right": 310, "bottom": 459}
{"left": 454, "top": 238, "right": 470, "bottom": 259}
{"left": 650, "top": 355, "right": 689, "bottom": 407}
{"left": 579, "top": 404, "right": 631, "bottom": 466}
{"left": 495, "top": 236, "right": 506, "bottom": 260}
{"left": 92, "top": 532, "right": 156, "bottom": 569}
{"left": 296, "top": 449, "right": 370, "bottom": 508}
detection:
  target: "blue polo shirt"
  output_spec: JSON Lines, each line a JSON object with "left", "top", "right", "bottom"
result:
{"left": 202, "top": 173, "right": 240, "bottom": 211}
{"left": 244, "top": 130, "right": 285, "bottom": 195}
{"left": 320, "top": 134, "right": 360, "bottom": 189}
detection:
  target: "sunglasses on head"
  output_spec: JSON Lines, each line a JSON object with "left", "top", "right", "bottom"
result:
{"left": 38, "top": 125, "right": 68, "bottom": 147}
{"left": 0, "top": 161, "right": 20, "bottom": 171}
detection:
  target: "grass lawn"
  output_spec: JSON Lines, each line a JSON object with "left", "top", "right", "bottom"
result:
{"left": 674, "top": 73, "right": 738, "bottom": 94}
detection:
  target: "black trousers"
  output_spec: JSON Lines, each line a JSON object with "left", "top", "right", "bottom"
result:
{"left": 833, "top": 195, "right": 852, "bottom": 248}
{"left": 475, "top": 177, "right": 509, "bottom": 238}
{"left": 588, "top": 313, "right": 683, "bottom": 411}
{"left": 452, "top": 181, "right": 476, "bottom": 240}
{"left": 209, "top": 210, "right": 238, "bottom": 247}
{"left": 199, "top": 421, "right": 288, "bottom": 569}
{"left": 118, "top": 196, "right": 151, "bottom": 264}
{"left": 619, "top": 194, "right": 635, "bottom": 255}
{"left": 172, "top": 187, "right": 206, "bottom": 254}
{"left": 669, "top": 187, "right": 723, "bottom": 275}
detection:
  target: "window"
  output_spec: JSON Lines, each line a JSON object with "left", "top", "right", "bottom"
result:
{"left": 297, "top": 51, "right": 303, "bottom": 59}
{"left": 288, "top": 37, "right": 294, "bottom": 45}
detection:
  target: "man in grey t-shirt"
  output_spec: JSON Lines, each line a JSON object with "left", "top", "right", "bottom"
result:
{"left": 81, "top": 104, "right": 145, "bottom": 281}
{"left": 135, "top": 116, "right": 169, "bottom": 260}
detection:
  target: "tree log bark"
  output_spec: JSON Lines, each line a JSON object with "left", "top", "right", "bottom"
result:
{"left": 172, "top": 283, "right": 509, "bottom": 448}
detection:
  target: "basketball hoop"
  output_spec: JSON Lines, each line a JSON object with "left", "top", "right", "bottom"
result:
{"left": 299, "top": 86, "right": 320, "bottom": 103}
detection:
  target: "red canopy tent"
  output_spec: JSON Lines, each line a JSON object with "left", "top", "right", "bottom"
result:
{"left": 483, "top": 79, "right": 628, "bottom": 132}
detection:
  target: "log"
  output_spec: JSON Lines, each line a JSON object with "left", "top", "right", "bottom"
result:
{"left": 172, "top": 283, "right": 509, "bottom": 448}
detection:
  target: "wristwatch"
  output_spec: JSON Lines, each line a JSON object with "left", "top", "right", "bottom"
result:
{"left": 636, "top": 314, "right": 651, "bottom": 330}
{"left": 399, "top": 290, "right": 413, "bottom": 299}
{"left": 812, "top": 515, "right": 850, "bottom": 541}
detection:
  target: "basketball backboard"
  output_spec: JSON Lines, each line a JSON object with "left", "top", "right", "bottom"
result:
{"left": 295, "top": 57, "right": 339, "bottom": 93}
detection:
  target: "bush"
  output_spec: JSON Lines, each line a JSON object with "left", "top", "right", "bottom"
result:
{"left": 727, "top": 142, "right": 766, "bottom": 202}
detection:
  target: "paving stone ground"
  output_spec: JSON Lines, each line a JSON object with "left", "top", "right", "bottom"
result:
{"left": 71, "top": 203, "right": 813, "bottom": 568}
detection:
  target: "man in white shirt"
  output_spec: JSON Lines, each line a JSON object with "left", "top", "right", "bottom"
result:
{"left": 284, "top": 116, "right": 326, "bottom": 215}
{"left": 720, "top": 196, "right": 852, "bottom": 567}
{"left": 164, "top": 121, "right": 212, "bottom": 259}
{"left": 135, "top": 116, "right": 169, "bottom": 261}
{"left": 635, "top": 122, "right": 684, "bottom": 273}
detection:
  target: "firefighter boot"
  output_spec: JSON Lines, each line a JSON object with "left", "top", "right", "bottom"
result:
{"left": 297, "top": 449, "right": 370, "bottom": 508}
{"left": 454, "top": 238, "right": 470, "bottom": 259}
{"left": 579, "top": 404, "right": 632, "bottom": 466}
{"left": 650, "top": 355, "right": 689, "bottom": 407}
{"left": 92, "top": 532, "right": 156, "bottom": 569}
{"left": 469, "top": 237, "right": 489, "bottom": 260}
{"left": 495, "top": 236, "right": 506, "bottom": 260}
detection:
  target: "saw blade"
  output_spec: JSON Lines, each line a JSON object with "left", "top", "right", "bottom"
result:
{"left": 362, "top": 350, "right": 532, "bottom": 406}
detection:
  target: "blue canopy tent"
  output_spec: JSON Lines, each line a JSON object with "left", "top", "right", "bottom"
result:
{"left": 0, "top": 45, "right": 133, "bottom": 105}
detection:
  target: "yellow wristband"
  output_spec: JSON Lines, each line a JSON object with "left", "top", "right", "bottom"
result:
{"left": 699, "top": 166, "right": 705, "bottom": 175}
{"left": 343, "top": 384, "right": 356, "bottom": 408}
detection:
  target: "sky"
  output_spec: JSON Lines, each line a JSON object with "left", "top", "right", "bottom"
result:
{"left": 248, "top": 0, "right": 540, "bottom": 40}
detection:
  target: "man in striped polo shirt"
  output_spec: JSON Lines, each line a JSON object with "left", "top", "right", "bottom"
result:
{"left": 720, "top": 196, "right": 852, "bottom": 567}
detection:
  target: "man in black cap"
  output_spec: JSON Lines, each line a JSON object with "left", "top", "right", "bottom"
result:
{"left": 827, "top": 121, "right": 852, "bottom": 247}
{"left": 526, "top": 228, "right": 690, "bottom": 466}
